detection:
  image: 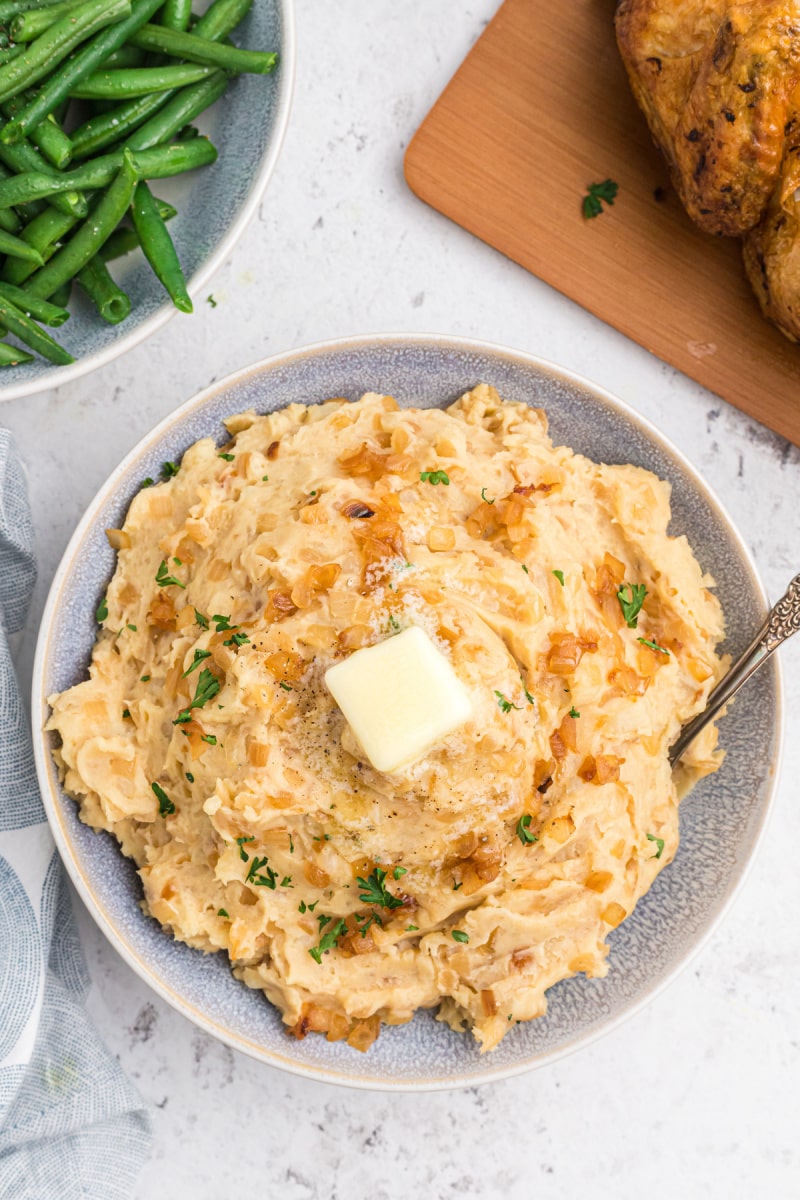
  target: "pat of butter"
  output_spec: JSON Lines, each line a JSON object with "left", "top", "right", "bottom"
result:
{"left": 324, "top": 625, "right": 473, "bottom": 773}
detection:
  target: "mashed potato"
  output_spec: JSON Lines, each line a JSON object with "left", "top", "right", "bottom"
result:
{"left": 48, "top": 386, "right": 726, "bottom": 1052}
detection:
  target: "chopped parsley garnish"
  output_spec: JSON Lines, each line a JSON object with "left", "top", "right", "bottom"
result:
{"left": 223, "top": 631, "right": 250, "bottom": 647}
{"left": 481, "top": 487, "right": 495, "bottom": 504}
{"left": 452, "top": 880, "right": 463, "bottom": 891}
{"left": 185, "top": 772, "right": 194, "bottom": 783}
{"left": 288, "top": 833, "right": 294, "bottom": 854}
{"left": 127, "top": 623, "right": 137, "bottom": 632}
{"left": 617, "top": 582, "right": 647, "bottom": 628}
{"left": 262, "top": 475, "right": 269, "bottom": 481}
{"left": 96, "top": 596, "right": 108, "bottom": 622}
{"left": 182, "top": 648, "right": 211, "bottom": 677}
{"left": 307, "top": 899, "right": 319, "bottom": 912}
{"left": 140, "top": 674, "right": 150, "bottom": 682}
{"left": 388, "top": 614, "right": 400, "bottom": 632}
{"left": 155, "top": 559, "right": 185, "bottom": 589}
{"left": 406, "top": 924, "right": 419, "bottom": 932}
{"left": 309, "top": 917, "right": 348, "bottom": 964}
{"left": 393, "top": 866, "right": 407, "bottom": 879}
{"left": 140, "top": 477, "right": 154, "bottom": 489}
{"left": 236, "top": 835, "right": 255, "bottom": 862}
{"left": 246, "top": 855, "right": 277, "bottom": 889}
{"left": 162, "top": 460, "right": 180, "bottom": 478}
{"left": 218, "top": 452, "right": 235, "bottom": 462}
{"left": 569, "top": 707, "right": 580, "bottom": 719}
{"left": 451, "top": 930, "right": 469, "bottom": 944}
{"left": 279, "top": 681, "right": 293, "bottom": 691}
{"left": 647, "top": 832, "right": 665, "bottom": 859}
{"left": 194, "top": 609, "right": 209, "bottom": 630}
{"left": 173, "top": 668, "right": 220, "bottom": 724}
{"left": 516, "top": 814, "right": 538, "bottom": 845}
{"left": 552, "top": 569, "right": 565, "bottom": 587}
{"left": 201, "top": 734, "right": 217, "bottom": 745}
{"left": 280, "top": 876, "right": 293, "bottom": 888}
{"left": 151, "top": 782, "right": 175, "bottom": 817}
{"left": 582, "top": 179, "right": 618, "bottom": 219}
{"left": 523, "top": 685, "right": 535, "bottom": 705}
{"left": 207, "top": 294, "right": 217, "bottom": 308}
{"left": 356, "top": 867, "right": 404, "bottom": 910}
{"left": 217, "top": 908, "right": 229, "bottom": 918}
{"left": 212, "top": 614, "right": 234, "bottom": 632}
{"left": 122, "top": 708, "right": 131, "bottom": 719}
{"left": 638, "top": 637, "right": 669, "bottom": 655}
{"left": 298, "top": 900, "right": 307, "bottom": 913}
{"left": 521, "top": 564, "right": 529, "bottom": 574}
{"left": 420, "top": 469, "right": 450, "bottom": 486}
{"left": 495, "top": 690, "right": 522, "bottom": 714}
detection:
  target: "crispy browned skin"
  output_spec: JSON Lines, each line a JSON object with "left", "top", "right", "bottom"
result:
{"left": 618, "top": 1, "right": 800, "bottom": 339}
{"left": 617, "top": 1, "right": 800, "bottom": 236}
{"left": 742, "top": 94, "right": 800, "bottom": 339}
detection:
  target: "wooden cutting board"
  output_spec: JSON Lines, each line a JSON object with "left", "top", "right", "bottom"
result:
{"left": 404, "top": 0, "right": 800, "bottom": 447}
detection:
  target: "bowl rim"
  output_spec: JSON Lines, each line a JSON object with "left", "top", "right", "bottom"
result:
{"left": 31, "top": 332, "right": 785, "bottom": 1090}
{"left": 0, "top": 0, "right": 296, "bottom": 405}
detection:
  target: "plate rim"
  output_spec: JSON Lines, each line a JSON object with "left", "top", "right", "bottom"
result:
{"left": 0, "top": 0, "right": 296, "bottom": 404}
{"left": 31, "top": 331, "right": 785, "bottom": 1090}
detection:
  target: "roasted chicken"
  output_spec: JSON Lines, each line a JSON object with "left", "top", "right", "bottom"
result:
{"left": 617, "top": 0, "right": 800, "bottom": 340}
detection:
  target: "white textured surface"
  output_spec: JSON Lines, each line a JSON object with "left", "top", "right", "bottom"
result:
{"left": 3, "top": 1, "right": 799, "bottom": 1196}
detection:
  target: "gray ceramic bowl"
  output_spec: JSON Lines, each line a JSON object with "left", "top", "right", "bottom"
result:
{"left": 32, "top": 334, "right": 782, "bottom": 1090}
{"left": 0, "top": 0, "right": 294, "bottom": 402}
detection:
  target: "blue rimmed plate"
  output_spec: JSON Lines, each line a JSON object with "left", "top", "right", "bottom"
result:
{"left": 32, "top": 334, "right": 782, "bottom": 1089}
{"left": 0, "top": 0, "right": 294, "bottom": 401}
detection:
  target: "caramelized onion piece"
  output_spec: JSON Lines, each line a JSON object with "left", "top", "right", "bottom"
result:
{"left": 547, "top": 633, "right": 597, "bottom": 675}
{"left": 264, "top": 589, "right": 297, "bottom": 623}
{"left": 346, "top": 1014, "right": 381, "bottom": 1052}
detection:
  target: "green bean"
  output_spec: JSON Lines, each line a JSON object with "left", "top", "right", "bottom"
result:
{"left": 70, "top": 91, "right": 170, "bottom": 160}
{"left": 1, "top": 203, "right": 74, "bottom": 282}
{"left": 30, "top": 113, "right": 71, "bottom": 168}
{"left": 0, "top": 161, "right": 18, "bottom": 231}
{"left": 0, "top": 340, "right": 33, "bottom": 365}
{"left": 2, "top": 97, "right": 71, "bottom": 167}
{"left": 192, "top": 0, "right": 253, "bottom": 41}
{"left": 125, "top": 70, "right": 226, "bottom": 151}
{"left": 99, "top": 194, "right": 175, "bottom": 261}
{"left": 76, "top": 255, "right": 130, "bottom": 323}
{"left": 70, "top": 63, "right": 215, "bottom": 100}
{"left": 0, "top": 1, "right": 73, "bottom": 21}
{"left": 70, "top": 0, "right": 251, "bottom": 160}
{"left": 10, "top": 0, "right": 85, "bottom": 41}
{"left": 48, "top": 277, "right": 69, "bottom": 307}
{"left": 0, "top": 290, "right": 72, "bottom": 360}
{"left": 0, "top": 226, "right": 42, "bottom": 261}
{"left": 0, "top": 0, "right": 131, "bottom": 106}
{"left": 0, "top": 0, "right": 164, "bottom": 144}
{"left": 0, "top": 136, "right": 216, "bottom": 206}
{"left": 0, "top": 133, "right": 86, "bottom": 216}
{"left": 98, "top": 224, "right": 137, "bottom": 261}
{"left": 25, "top": 148, "right": 138, "bottom": 298}
{"left": 128, "top": 24, "right": 276, "bottom": 75}
{"left": 130, "top": 179, "right": 189, "bottom": 311}
{"left": 101, "top": 44, "right": 144, "bottom": 69}
{"left": 161, "top": 0, "right": 191, "bottom": 32}
{"left": 0, "top": 279, "right": 67, "bottom": 322}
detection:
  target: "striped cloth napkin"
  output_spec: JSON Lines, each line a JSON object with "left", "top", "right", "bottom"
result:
{"left": 0, "top": 431, "right": 151, "bottom": 1199}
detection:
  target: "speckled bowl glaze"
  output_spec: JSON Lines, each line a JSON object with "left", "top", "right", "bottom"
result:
{"left": 32, "top": 334, "right": 782, "bottom": 1090}
{"left": 0, "top": 0, "right": 293, "bottom": 402}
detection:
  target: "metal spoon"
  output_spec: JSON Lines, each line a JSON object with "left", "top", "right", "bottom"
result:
{"left": 669, "top": 571, "right": 800, "bottom": 767}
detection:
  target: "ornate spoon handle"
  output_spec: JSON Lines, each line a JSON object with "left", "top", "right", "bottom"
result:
{"left": 669, "top": 571, "right": 800, "bottom": 767}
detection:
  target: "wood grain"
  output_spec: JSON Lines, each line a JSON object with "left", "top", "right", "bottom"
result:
{"left": 404, "top": 0, "right": 800, "bottom": 447}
